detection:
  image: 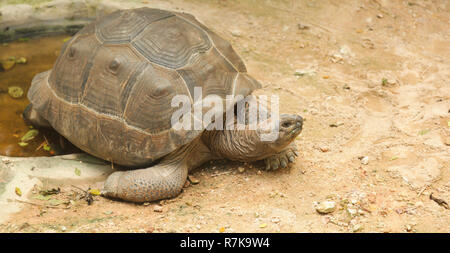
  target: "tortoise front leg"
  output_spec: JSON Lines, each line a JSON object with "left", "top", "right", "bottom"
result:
{"left": 264, "top": 142, "right": 299, "bottom": 170}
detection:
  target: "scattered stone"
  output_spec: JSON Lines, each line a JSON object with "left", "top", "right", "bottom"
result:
{"left": 347, "top": 208, "right": 358, "bottom": 217}
{"left": 315, "top": 201, "right": 336, "bottom": 214}
{"left": 153, "top": 205, "right": 163, "bottom": 212}
{"left": 359, "top": 156, "right": 369, "bottom": 165}
{"left": 329, "top": 122, "right": 344, "bottom": 127}
{"left": 405, "top": 224, "right": 412, "bottom": 232}
{"left": 351, "top": 223, "right": 363, "bottom": 232}
{"left": 231, "top": 30, "right": 242, "bottom": 37}
{"left": 271, "top": 217, "right": 281, "bottom": 224}
{"left": 377, "top": 13, "right": 384, "bottom": 19}
{"left": 61, "top": 226, "right": 67, "bottom": 232}
{"left": 297, "top": 23, "right": 310, "bottom": 30}
{"left": 330, "top": 54, "right": 344, "bottom": 63}
{"left": 319, "top": 147, "right": 329, "bottom": 153}
{"left": 238, "top": 167, "right": 245, "bottom": 173}
{"left": 294, "top": 69, "right": 316, "bottom": 77}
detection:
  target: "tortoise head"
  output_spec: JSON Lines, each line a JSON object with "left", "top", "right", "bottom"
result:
{"left": 262, "top": 114, "right": 303, "bottom": 153}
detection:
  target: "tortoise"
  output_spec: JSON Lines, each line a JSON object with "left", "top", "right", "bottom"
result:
{"left": 23, "top": 7, "right": 303, "bottom": 203}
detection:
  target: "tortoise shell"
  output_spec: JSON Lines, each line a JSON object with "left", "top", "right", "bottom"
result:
{"left": 27, "top": 8, "right": 261, "bottom": 167}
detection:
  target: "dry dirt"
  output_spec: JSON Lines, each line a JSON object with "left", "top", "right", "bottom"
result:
{"left": 1, "top": 0, "right": 449, "bottom": 233}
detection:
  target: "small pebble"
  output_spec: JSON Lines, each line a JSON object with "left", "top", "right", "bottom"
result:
{"left": 360, "top": 156, "right": 369, "bottom": 165}
{"left": 238, "top": 167, "right": 245, "bottom": 173}
{"left": 231, "top": 30, "right": 242, "bottom": 37}
{"left": 153, "top": 205, "right": 163, "bottom": 212}
{"left": 315, "top": 201, "right": 336, "bottom": 214}
{"left": 271, "top": 217, "right": 281, "bottom": 224}
{"left": 320, "top": 147, "right": 329, "bottom": 152}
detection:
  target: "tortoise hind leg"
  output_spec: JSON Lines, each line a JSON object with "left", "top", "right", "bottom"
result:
{"left": 102, "top": 138, "right": 213, "bottom": 203}
{"left": 102, "top": 161, "right": 189, "bottom": 202}
{"left": 22, "top": 104, "right": 51, "bottom": 128}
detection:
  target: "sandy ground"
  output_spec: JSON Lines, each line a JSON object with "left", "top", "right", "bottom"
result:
{"left": 0, "top": 0, "right": 449, "bottom": 233}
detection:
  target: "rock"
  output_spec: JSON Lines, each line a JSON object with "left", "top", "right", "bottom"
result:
{"left": 271, "top": 217, "right": 281, "bottom": 224}
{"left": 377, "top": 13, "right": 384, "bottom": 19}
{"left": 351, "top": 224, "right": 363, "bottom": 232}
{"left": 347, "top": 208, "right": 358, "bottom": 217}
{"left": 360, "top": 156, "right": 369, "bottom": 165}
{"left": 315, "top": 201, "right": 336, "bottom": 214}
{"left": 294, "top": 69, "right": 316, "bottom": 77}
{"left": 153, "top": 205, "right": 163, "bottom": 212}
{"left": 231, "top": 30, "right": 242, "bottom": 37}
{"left": 405, "top": 224, "right": 412, "bottom": 232}
{"left": 297, "top": 23, "right": 310, "bottom": 30}
{"left": 0, "top": 4, "right": 33, "bottom": 23}
{"left": 319, "top": 147, "right": 329, "bottom": 153}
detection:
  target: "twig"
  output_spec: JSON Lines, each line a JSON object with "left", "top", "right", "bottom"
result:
{"left": 71, "top": 185, "right": 87, "bottom": 193}
{"left": 417, "top": 185, "right": 428, "bottom": 197}
{"left": 13, "top": 199, "right": 69, "bottom": 209}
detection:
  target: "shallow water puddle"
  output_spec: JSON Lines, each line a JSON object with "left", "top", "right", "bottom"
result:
{"left": 0, "top": 35, "right": 71, "bottom": 157}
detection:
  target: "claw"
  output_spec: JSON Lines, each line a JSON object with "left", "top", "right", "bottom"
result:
{"left": 271, "top": 162, "right": 279, "bottom": 170}
{"left": 293, "top": 151, "right": 299, "bottom": 156}
{"left": 281, "top": 160, "right": 287, "bottom": 168}
{"left": 288, "top": 156, "right": 295, "bottom": 162}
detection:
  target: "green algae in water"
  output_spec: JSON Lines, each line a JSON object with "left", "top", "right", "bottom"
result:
{"left": 7, "top": 86, "right": 24, "bottom": 98}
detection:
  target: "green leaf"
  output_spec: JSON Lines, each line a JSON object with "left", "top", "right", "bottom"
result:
{"left": 20, "top": 129, "right": 39, "bottom": 142}
{"left": 18, "top": 142, "right": 29, "bottom": 147}
{"left": 34, "top": 194, "right": 51, "bottom": 201}
{"left": 74, "top": 168, "right": 81, "bottom": 176}
{"left": 43, "top": 144, "right": 51, "bottom": 151}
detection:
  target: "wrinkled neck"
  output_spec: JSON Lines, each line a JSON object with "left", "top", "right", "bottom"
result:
{"left": 202, "top": 127, "right": 274, "bottom": 162}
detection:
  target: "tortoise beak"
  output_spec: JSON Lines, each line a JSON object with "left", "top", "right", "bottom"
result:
{"left": 279, "top": 114, "right": 303, "bottom": 136}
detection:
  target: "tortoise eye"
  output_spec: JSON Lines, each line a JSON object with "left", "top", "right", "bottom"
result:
{"left": 109, "top": 59, "right": 120, "bottom": 72}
